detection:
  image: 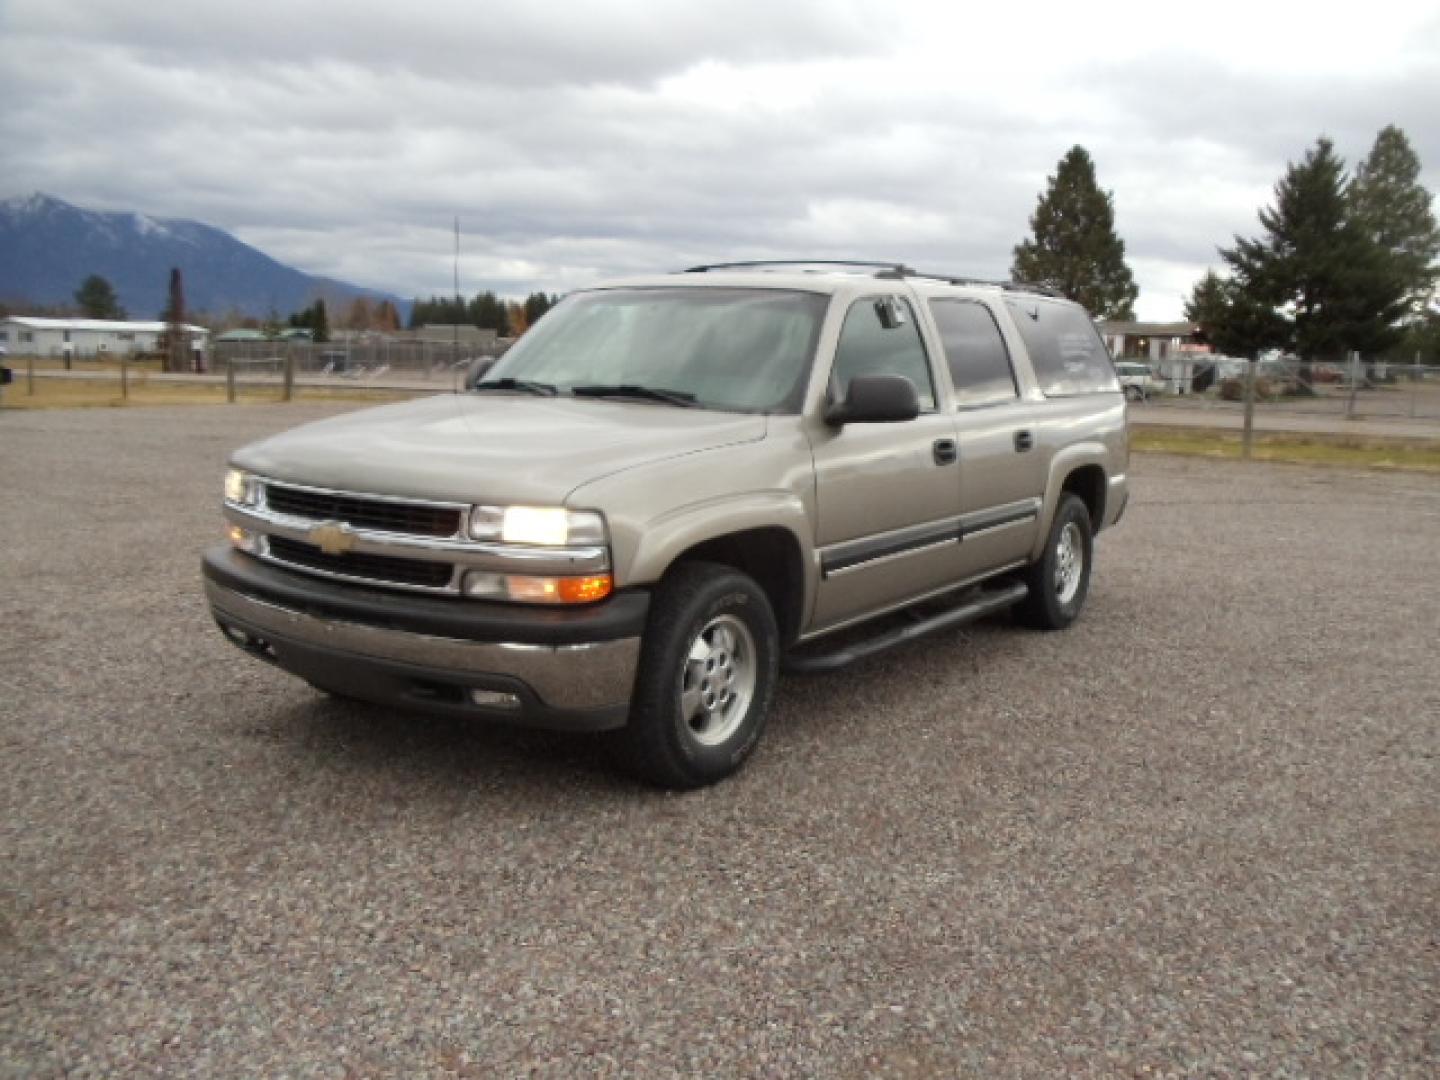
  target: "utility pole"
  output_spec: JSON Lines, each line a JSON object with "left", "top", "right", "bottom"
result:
{"left": 453, "top": 217, "right": 461, "bottom": 375}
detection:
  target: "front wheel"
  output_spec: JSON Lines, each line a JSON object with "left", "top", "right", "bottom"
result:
{"left": 612, "top": 562, "right": 779, "bottom": 789}
{"left": 1016, "top": 493, "right": 1093, "bottom": 631}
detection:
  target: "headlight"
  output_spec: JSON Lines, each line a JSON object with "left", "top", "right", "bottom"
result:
{"left": 469, "top": 505, "right": 607, "bottom": 546}
{"left": 224, "top": 468, "right": 259, "bottom": 506}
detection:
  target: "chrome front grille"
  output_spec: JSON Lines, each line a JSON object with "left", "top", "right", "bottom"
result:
{"left": 265, "top": 483, "right": 463, "bottom": 538}
{"left": 224, "top": 477, "right": 609, "bottom": 597}
{"left": 248, "top": 480, "right": 469, "bottom": 593}
{"left": 266, "top": 536, "right": 456, "bottom": 590}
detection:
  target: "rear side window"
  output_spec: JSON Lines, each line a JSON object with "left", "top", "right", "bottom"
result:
{"left": 831, "top": 296, "right": 936, "bottom": 411}
{"left": 1004, "top": 299, "right": 1119, "bottom": 396}
{"left": 928, "top": 299, "right": 1018, "bottom": 408}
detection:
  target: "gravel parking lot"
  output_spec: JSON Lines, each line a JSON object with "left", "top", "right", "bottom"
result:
{"left": 2, "top": 404, "right": 1437, "bottom": 1077}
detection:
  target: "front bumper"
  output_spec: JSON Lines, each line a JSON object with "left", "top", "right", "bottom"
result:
{"left": 202, "top": 545, "right": 646, "bottom": 731}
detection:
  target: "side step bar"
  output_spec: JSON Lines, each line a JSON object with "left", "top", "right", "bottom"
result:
{"left": 782, "top": 581, "right": 1029, "bottom": 674}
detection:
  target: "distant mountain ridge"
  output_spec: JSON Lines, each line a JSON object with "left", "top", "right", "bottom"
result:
{"left": 0, "top": 193, "right": 407, "bottom": 320}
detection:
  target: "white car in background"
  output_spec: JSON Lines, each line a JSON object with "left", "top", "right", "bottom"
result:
{"left": 1114, "top": 361, "right": 1164, "bottom": 401}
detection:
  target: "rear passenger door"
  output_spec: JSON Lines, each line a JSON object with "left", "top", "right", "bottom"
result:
{"left": 927, "top": 298, "right": 1045, "bottom": 575}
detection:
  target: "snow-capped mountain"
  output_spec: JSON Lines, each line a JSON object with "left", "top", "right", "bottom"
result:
{"left": 0, "top": 193, "right": 406, "bottom": 319}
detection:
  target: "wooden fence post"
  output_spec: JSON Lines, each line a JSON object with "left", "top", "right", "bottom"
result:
{"left": 1242, "top": 358, "right": 1256, "bottom": 460}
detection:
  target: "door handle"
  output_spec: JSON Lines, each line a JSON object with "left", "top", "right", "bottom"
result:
{"left": 933, "top": 438, "right": 957, "bottom": 465}
{"left": 1014, "top": 430, "right": 1034, "bottom": 453}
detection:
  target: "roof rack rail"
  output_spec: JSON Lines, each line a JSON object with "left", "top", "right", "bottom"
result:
{"left": 902, "top": 270, "right": 1066, "bottom": 298}
{"left": 683, "top": 259, "right": 916, "bottom": 278}
{"left": 678, "top": 260, "right": 1065, "bottom": 297}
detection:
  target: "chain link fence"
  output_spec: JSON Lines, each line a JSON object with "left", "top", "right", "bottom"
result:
{"left": 213, "top": 337, "right": 514, "bottom": 396}
{"left": 3, "top": 336, "right": 518, "bottom": 405}
{"left": 1137, "top": 355, "right": 1440, "bottom": 425}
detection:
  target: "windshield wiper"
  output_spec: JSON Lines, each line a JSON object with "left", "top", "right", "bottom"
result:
{"left": 570, "top": 384, "right": 698, "bottom": 408}
{"left": 472, "top": 377, "right": 557, "bottom": 397}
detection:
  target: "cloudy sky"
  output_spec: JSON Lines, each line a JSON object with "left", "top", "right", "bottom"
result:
{"left": 2, "top": 0, "right": 1437, "bottom": 319}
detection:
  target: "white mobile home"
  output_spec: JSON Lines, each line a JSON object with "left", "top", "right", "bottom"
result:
{"left": 0, "top": 317, "right": 209, "bottom": 360}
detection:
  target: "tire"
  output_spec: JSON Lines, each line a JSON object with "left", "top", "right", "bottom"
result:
{"left": 1124, "top": 385, "right": 1144, "bottom": 402}
{"left": 1016, "top": 493, "right": 1093, "bottom": 631}
{"left": 612, "top": 562, "right": 779, "bottom": 789}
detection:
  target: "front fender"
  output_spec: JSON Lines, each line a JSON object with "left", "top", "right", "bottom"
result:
{"left": 627, "top": 490, "right": 812, "bottom": 585}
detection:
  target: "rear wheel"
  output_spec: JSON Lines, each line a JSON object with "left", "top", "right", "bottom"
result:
{"left": 613, "top": 562, "right": 778, "bottom": 789}
{"left": 1016, "top": 493, "right": 1093, "bottom": 631}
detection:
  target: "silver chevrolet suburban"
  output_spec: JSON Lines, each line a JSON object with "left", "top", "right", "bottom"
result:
{"left": 204, "top": 261, "right": 1128, "bottom": 788}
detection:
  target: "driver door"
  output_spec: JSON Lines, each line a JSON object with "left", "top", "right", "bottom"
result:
{"left": 809, "top": 294, "right": 963, "bottom": 630}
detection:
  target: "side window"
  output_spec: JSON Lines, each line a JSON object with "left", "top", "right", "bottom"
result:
{"left": 1004, "top": 298, "right": 1119, "bottom": 396}
{"left": 929, "top": 300, "right": 1018, "bottom": 408}
{"left": 830, "top": 296, "right": 936, "bottom": 411}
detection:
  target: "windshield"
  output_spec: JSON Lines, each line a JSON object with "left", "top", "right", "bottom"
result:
{"left": 483, "top": 287, "right": 828, "bottom": 413}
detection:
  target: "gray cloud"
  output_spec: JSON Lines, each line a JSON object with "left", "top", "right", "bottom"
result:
{"left": 3, "top": 0, "right": 1438, "bottom": 319}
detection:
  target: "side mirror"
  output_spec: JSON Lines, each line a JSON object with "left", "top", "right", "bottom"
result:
{"left": 825, "top": 374, "right": 920, "bottom": 425}
{"left": 463, "top": 355, "right": 497, "bottom": 389}
{"left": 874, "top": 296, "right": 907, "bottom": 330}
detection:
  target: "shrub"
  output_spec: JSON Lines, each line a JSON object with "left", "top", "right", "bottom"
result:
{"left": 1218, "top": 375, "right": 1279, "bottom": 400}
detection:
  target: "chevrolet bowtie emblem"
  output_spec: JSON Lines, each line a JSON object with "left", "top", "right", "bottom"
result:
{"left": 309, "top": 521, "right": 356, "bottom": 556}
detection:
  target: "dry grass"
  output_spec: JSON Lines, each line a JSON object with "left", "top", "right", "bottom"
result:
{"left": 16, "top": 356, "right": 167, "bottom": 373}
{"left": 1131, "top": 425, "right": 1440, "bottom": 472}
{"left": 1, "top": 376, "right": 418, "bottom": 410}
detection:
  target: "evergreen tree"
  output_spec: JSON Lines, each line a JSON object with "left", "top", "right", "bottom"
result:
{"left": 411, "top": 294, "right": 468, "bottom": 326}
{"left": 523, "top": 291, "right": 558, "bottom": 327}
{"left": 311, "top": 299, "right": 330, "bottom": 344}
{"left": 1348, "top": 124, "right": 1440, "bottom": 318}
{"left": 286, "top": 300, "right": 330, "bottom": 342}
{"left": 468, "top": 290, "right": 509, "bottom": 334}
{"left": 74, "top": 275, "right": 125, "bottom": 319}
{"left": 1222, "top": 137, "right": 1408, "bottom": 368}
{"left": 1184, "top": 270, "right": 1288, "bottom": 358}
{"left": 1011, "top": 146, "right": 1138, "bottom": 319}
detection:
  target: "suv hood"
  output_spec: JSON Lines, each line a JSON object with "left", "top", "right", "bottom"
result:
{"left": 233, "top": 393, "right": 768, "bottom": 505}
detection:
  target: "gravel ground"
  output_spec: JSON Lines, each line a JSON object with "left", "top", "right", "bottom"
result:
{"left": 1, "top": 404, "right": 1437, "bottom": 1077}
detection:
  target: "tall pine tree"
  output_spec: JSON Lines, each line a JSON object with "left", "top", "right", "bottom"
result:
{"left": 1348, "top": 124, "right": 1440, "bottom": 319}
{"left": 1012, "top": 146, "right": 1138, "bottom": 319}
{"left": 311, "top": 299, "right": 330, "bottom": 344}
{"left": 74, "top": 275, "right": 125, "bottom": 319}
{"left": 1222, "top": 137, "right": 1408, "bottom": 370}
